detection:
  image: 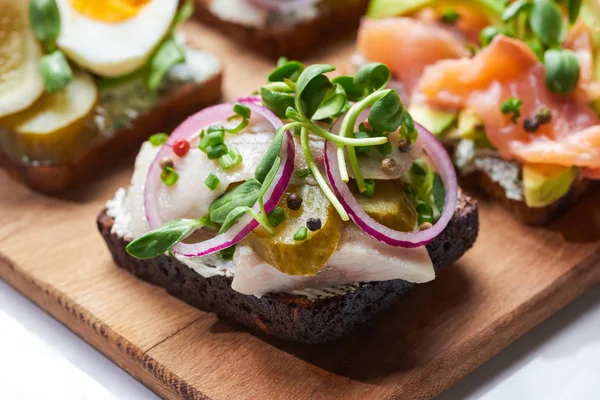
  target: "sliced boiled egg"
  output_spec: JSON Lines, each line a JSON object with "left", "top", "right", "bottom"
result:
{"left": 56, "top": 0, "right": 178, "bottom": 77}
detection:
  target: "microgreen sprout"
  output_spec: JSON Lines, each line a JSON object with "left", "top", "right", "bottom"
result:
{"left": 483, "top": 0, "right": 581, "bottom": 95}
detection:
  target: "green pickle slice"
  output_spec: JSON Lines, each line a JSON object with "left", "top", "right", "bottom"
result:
{"left": 351, "top": 180, "right": 418, "bottom": 232}
{"left": 246, "top": 184, "right": 341, "bottom": 277}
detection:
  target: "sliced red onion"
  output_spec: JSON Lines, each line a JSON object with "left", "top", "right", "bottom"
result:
{"left": 324, "top": 122, "right": 458, "bottom": 248}
{"left": 247, "top": 0, "right": 320, "bottom": 14}
{"left": 237, "top": 96, "right": 261, "bottom": 104}
{"left": 144, "top": 102, "right": 295, "bottom": 257}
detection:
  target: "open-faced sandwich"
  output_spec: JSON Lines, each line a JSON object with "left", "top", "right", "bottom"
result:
{"left": 356, "top": 0, "right": 600, "bottom": 225}
{"left": 193, "top": 0, "right": 370, "bottom": 58}
{"left": 98, "top": 61, "right": 478, "bottom": 343}
{"left": 0, "top": 0, "right": 222, "bottom": 194}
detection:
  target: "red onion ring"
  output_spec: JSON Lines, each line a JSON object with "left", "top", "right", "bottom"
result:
{"left": 237, "top": 96, "right": 261, "bottom": 104}
{"left": 324, "top": 122, "right": 458, "bottom": 248}
{"left": 247, "top": 0, "right": 320, "bottom": 14}
{"left": 144, "top": 102, "right": 295, "bottom": 257}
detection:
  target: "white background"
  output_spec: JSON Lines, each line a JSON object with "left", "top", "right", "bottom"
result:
{"left": 1, "top": 279, "right": 599, "bottom": 400}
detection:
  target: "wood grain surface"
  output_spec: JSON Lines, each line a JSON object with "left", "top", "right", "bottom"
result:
{"left": 2, "top": 23, "right": 600, "bottom": 400}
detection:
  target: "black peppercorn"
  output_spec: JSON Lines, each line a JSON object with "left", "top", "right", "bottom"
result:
{"left": 306, "top": 217, "right": 322, "bottom": 231}
{"left": 398, "top": 138, "right": 412, "bottom": 153}
{"left": 286, "top": 194, "right": 303, "bottom": 210}
{"left": 160, "top": 157, "right": 174, "bottom": 170}
{"left": 523, "top": 118, "right": 540, "bottom": 133}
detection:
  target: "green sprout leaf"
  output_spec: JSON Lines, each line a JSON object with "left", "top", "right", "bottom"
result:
{"left": 530, "top": 0, "right": 566, "bottom": 46}
{"left": 332, "top": 75, "right": 368, "bottom": 102}
{"left": 441, "top": 8, "right": 460, "bottom": 24}
{"left": 39, "top": 51, "right": 72, "bottom": 93}
{"left": 354, "top": 62, "right": 391, "bottom": 92}
{"left": 295, "top": 64, "right": 335, "bottom": 97}
{"left": 126, "top": 218, "right": 205, "bottom": 259}
{"left": 172, "top": 0, "right": 194, "bottom": 27}
{"left": 29, "top": 0, "right": 61, "bottom": 50}
{"left": 355, "top": 63, "right": 391, "bottom": 93}
{"left": 567, "top": 0, "right": 582, "bottom": 24}
{"left": 268, "top": 60, "right": 305, "bottom": 82}
{"left": 255, "top": 128, "right": 284, "bottom": 183}
{"left": 432, "top": 173, "right": 445, "bottom": 212}
{"left": 312, "top": 83, "right": 347, "bottom": 120}
{"left": 260, "top": 87, "right": 295, "bottom": 118}
{"left": 218, "top": 206, "right": 252, "bottom": 234}
{"left": 368, "top": 90, "right": 403, "bottom": 133}
{"left": 146, "top": 34, "right": 185, "bottom": 92}
{"left": 480, "top": 25, "right": 514, "bottom": 46}
{"left": 544, "top": 48, "right": 580, "bottom": 95}
{"left": 502, "top": 0, "right": 532, "bottom": 22}
{"left": 209, "top": 179, "right": 262, "bottom": 223}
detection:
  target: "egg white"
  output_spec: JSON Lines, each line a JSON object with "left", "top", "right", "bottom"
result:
{"left": 56, "top": 0, "right": 178, "bottom": 77}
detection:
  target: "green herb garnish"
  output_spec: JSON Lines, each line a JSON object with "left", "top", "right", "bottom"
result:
{"left": 500, "top": 97, "right": 523, "bottom": 123}
{"left": 39, "top": 51, "right": 73, "bottom": 93}
{"left": 160, "top": 167, "right": 179, "bottom": 186}
{"left": 218, "top": 148, "right": 243, "bottom": 170}
{"left": 126, "top": 217, "right": 212, "bottom": 259}
{"left": 441, "top": 8, "right": 461, "bottom": 24}
{"left": 149, "top": 133, "right": 169, "bottom": 146}
{"left": 219, "top": 245, "right": 236, "bottom": 260}
{"left": 204, "top": 173, "right": 220, "bottom": 190}
{"left": 267, "top": 207, "right": 287, "bottom": 228}
{"left": 293, "top": 227, "right": 308, "bottom": 241}
{"left": 295, "top": 168, "right": 312, "bottom": 178}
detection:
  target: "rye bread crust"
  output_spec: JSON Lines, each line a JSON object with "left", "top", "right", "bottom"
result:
{"left": 0, "top": 66, "right": 222, "bottom": 194}
{"left": 463, "top": 157, "right": 589, "bottom": 226}
{"left": 192, "top": 0, "right": 369, "bottom": 59}
{"left": 97, "top": 191, "right": 478, "bottom": 343}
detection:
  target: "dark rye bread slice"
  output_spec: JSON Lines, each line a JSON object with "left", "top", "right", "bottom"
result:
{"left": 97, "top": 191, "right": 478, "bottom": 343}
{"left": 0, "top": 57, "right": 222, "bottom": 195}
{"left": 463, "top": 156, "right": 589, "bottom": 226}
{"left": 192, "top": 0, "right": 369, "bottom": 59}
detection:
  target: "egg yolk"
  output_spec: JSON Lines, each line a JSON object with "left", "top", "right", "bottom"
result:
{"left": 70, "top": 0, "right": 151, "bottom": 23}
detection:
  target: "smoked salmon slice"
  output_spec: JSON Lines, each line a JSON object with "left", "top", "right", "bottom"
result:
{"left": 357, "top": 16, "right": 469, "bottom": 98}
{"left": 416, "top": 35, "right": 600, "bottom": 169}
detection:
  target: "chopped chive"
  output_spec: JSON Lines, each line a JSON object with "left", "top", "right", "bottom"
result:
{"left": 500, "top": 97, "right": 522, "bottom": 123}
{"left": 219, "top": 245, "right": 236, "bottom": 260}
{"left": 206, "top": 144, "right": 228, "bottom": 160}
{"left": 362, "top": 179, "right": 375, "bottom": 198}
{"left": 160, "top": 167, "right": 178, "bottom": 186}
{"left": 416, "top": 203, "right": 434, "bottom": 224}
{"left": 293, "top": 226, "right": 308, "bottom": 241}
{"left": 441, "top": 8, "right": 460, "bottom": 24}
{"left": 233, "top": 103, "right": 251, "bottom": 119}
{"left": 149, "top": 133, "right": 168, "bottom": 146}
{"left": 199, "top": 129, "right": 225, "bottom": 150}
{"left": 225, "top": 118, "right": 249, "bottom": 134}
{"left": 204, "top": 173, "right": 220, "bottom": 190}
{"left": 267, "top": 206, "right": 286, "bottom": 228}
{"left": 218, "top": 148, "right": 243, "bottom": 170}
{"left": 295, "top": 168, "right": 311, "bottom": 178}
{"left": 207, "top": 125, "right": 224, "bottom": 133}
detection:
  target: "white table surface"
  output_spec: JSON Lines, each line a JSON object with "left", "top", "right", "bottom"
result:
{"left": 1, "top": 278, "right": 599, "bottom": 400}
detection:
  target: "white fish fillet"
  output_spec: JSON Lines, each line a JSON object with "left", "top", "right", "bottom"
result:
{"left": 232, "top": 225, "right": 434, "bottom": 297}
{"left": 128, "top": 116, "right": 275, "bottom": 237}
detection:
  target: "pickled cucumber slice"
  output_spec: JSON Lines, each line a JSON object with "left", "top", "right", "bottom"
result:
{"left": 0, "top": 0, "right": 44, "bottom": 117}
{"left": 351, "top": 180, "right": 418, "bottom": 232}
{"left": 246, "top": 185, "right": 342, "bottom": 276}
{"left": 1, "top": 69, "right": 98, "bottom": 162}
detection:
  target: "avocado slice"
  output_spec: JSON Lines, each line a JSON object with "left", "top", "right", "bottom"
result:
{"left": 446, "top": 108, "right": 485, "bottom": 140}
{"left": 523, "top": 164, "right": 577, "bottom": 208}
{"left": 367, "top": 0, "right": 504, "bottom": 21}
{"left": 409, "top": 105, "right": 457, "bottom": 136}
{"left": 246, "top": 185, "right": 341, "bottom": 277}
{"left": 351, "top": 180, "right": 418, "bottom": 231}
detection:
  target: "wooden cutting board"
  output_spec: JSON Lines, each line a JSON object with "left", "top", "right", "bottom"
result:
{"left": 1, "top": 23, "right": 600, "bottom": 400}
